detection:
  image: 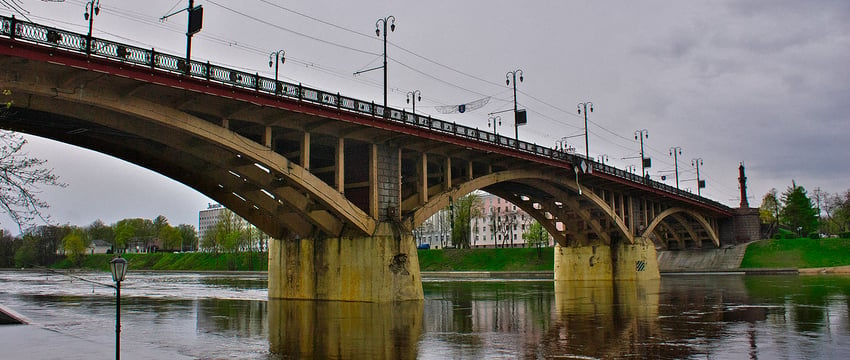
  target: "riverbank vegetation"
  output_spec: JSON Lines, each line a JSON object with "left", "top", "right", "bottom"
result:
{"left": 51, "top": 251, "right": 268, "bottom": 272}
{"left": 46, "top": 247, "right": 555, "bottom": 272}
{"left": 740, "top": 237, "right": 850, "bottom": 269}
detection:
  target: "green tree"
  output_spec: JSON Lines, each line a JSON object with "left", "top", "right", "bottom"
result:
{"left": 522, "top": 220, "right": 548, "bottom": 257}
{"left": 205, "top": 209, "right": 245, "bottom": 253}
{"left": 177, "top": 224, "right": 197, "bottom": 251}
{"left": 451, "top": 193, "right": 482, "bottom": 249}
{"left": 113, "top": 220, "right": 136, "bottom": 252}
{"left": 780, "top": 181, "right": 818, "bottom": 236}
{"left": 759, "top": 188, "right": 780, "bottom": 225}
{"left": 158, "top": 225, "right": 182, "bottom": 251}
{"left": 14, "top": 234, "right": 38, "bottom": 267}
{"left": 62, "top": 228, "right": 88, "bottom": 266}
{"left": 86, "top": 219, "right": 114, "bottom": 245}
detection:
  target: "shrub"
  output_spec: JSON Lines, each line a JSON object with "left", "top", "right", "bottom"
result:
{"left": 784, "top": 233, "right": 797, "bottom": 239}
{"left": 773, "top": 234, "right": 782, "bottom": 240}
{"left": 808, "top": 232, "right": 820, "bottom": 239}
{"left": 840, "top": 232, "right": 850, "bottom": 239}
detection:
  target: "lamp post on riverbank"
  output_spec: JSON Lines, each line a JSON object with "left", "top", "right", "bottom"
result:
{"left": 110, "top": 257, "right": 128, "bottom": 360}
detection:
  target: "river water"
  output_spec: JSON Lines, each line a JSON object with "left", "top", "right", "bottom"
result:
{"left": 1, "top": 270, "right": 849, "bottom": 359}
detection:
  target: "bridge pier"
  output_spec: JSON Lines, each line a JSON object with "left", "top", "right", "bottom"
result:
{"left": 554, "top": 238, "right": 660, "bottom": 282}
{"left": 268, "top": 223, "right": 424, "bottom": 302}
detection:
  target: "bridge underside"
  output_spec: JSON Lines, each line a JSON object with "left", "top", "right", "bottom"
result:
{"left": 0, "top": 28, "right": 739, "bottom": 301}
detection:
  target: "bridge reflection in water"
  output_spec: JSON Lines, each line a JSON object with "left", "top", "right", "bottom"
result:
{"left": 267, "top": 299, "right": 423, "bottom": 359}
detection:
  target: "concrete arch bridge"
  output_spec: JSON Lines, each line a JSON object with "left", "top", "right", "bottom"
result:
{"left": 0, "top": 16, "right": 757, "bottom": 302}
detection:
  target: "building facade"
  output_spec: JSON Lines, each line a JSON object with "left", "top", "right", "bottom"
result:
{"left": 414, "top": 192, "right": 553, "bottom": 248}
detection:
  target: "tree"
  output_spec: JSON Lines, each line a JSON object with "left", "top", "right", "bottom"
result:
{"left": 177, "top": 224, "right": 198, "bottom": 251}
{"left": 87, "top": 219, "right": 114, "bottom": 245}
{"left": 158, "top": 225, "right": 182, "bottom": 251}
{"left": 759, "top": 188, "right": 780, "bottom": 225}
{"left": 205, "top": 209, "right": 245, "bottom": 253}
{"left": 780, "top": 181, "right": 818, "bottom": 236}
{"left": 113, "top": 220, "right": 136, "bottom": 252}
{"left": 62, "top": 227, "right": 88, "bottom": 266}
{"left": 522, "top": 220, "right": 548, "bottom": 257}
{"left": 451, "top": 193, "right": 482, "bottom": 249}
{"left": 0, "top": 131, "right": 66, "bottom": 231}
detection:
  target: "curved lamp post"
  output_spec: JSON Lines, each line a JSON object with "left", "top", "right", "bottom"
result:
{"left": 577, "top": 102, "right": 593, "bottom": 160}
{"left": 268, "top": 50, "right": 285, "bottom": 94}
{"left": 488, "top": 115, "right": 502, "bottom": 136}
{"left": 506, "top": 69, "right": 524, "bottom": 143}
{"left": 376, "top": 15, "right": 396, "bottom": 117}
{"left": 84, "top": 0, "right": 100, "bottom": 54}
{"left": 406, "top": 90, "right": 421, "bottom": 114}
{"left": 110, "top": 257, "right": 128, "bottom": 360}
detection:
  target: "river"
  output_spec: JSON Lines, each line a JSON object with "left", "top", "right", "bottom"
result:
{"left": 1, "top": 270, "right": 849, "bottom": 359}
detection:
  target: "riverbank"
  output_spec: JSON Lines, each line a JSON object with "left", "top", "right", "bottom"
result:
{"left": 43, "top": 238, "right": 850, "bottom": 274}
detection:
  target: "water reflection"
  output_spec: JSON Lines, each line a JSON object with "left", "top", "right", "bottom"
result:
{"left": 268, "top": 299, "right": 423, "bottom": 359}
{"left": 4, "top": 271, "right": 850, "bottom": 359}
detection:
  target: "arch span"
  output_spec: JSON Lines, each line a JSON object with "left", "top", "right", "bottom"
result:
{"left": 1, "top": 64, "right": 376, "bottom": 239}
{"left": 642, "top": 207, "right": 720, "bottom": 248}
{"left": 407, "top": 169, "right": 634, "bottom": 246}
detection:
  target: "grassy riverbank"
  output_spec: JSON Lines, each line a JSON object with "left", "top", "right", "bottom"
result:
{"left": 50, "top": 238, "right": 850, "bottom": 272}
{"left": 52, "top": 252, "right": 268, "bottom": 271}
{"left": 740, "top": 238, "right": 850, "bottom": 269}
{"left": 51, "top": 247, "right": 555, "bottom": 272}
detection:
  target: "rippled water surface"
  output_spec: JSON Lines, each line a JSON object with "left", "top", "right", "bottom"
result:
{"left": 2, "top": 270, "right": 850, "bottom": 359}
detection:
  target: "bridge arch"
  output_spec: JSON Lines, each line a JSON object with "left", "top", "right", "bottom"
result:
{"left": 2, "top": 69, "right": 376, "bottom": 239}
{"left": 408, "top": 169, "right": 634, "bottom": 247}
{"left": 642, "top": 207, "right": 720, "bottom": 248}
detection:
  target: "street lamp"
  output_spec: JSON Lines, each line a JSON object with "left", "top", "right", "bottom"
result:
{"left": 110, "top": 257, "right": 128, "bottom": 360}
{"left": 577, "top": 102, "right": 593, "bottom": 160}
{"left": 488, "top": 115, "right": 502, "bottom": 136}
{"left": 268, "top": 50, "right": 286, "bottom": 94}
{"left": 84, "top": 0, "right": 100, "bottom": 54}
{"left": 634, "top": 129, "right": 649, "bottom": 177}
{"left": 669, "top": 146, "right": 682, "bottom": 190}
{"left": 376, "top": 15, "right": 396, "bottom": 117}
{"left": 506, "top": 69, "right": 524, "bottom": 143}
{"left": 406, "top": 90, "right": 421, "bottom": 114}
{"left": 692, "top": 158, "right": 704, "bottom": 196}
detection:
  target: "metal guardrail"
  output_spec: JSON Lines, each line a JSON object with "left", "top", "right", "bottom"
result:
{"left": 0, "top": 15, "right": 730, "bottom": 212}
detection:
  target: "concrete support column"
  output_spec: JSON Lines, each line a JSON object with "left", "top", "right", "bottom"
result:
{"left": 553, "top": 241, "right": 613, "bottom": 281}
{"left": 612, "top": 237, "right": 660, "bottom": 281}
{"left": 554, "top": 238, "right": 660, "bottom": 281}
{"left": 268, "top": 223, "right": 423, "bottom": 302}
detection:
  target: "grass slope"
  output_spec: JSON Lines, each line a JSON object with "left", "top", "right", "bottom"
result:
{"left": 740, "top": 238, "right": 850, "bottom": 269}
{"left": 52, "top": 248, "right": 555, "bottom": 272}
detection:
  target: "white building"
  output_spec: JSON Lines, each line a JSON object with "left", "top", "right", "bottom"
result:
{"left": 198, "top": 203, "right": 269, "bottom": 252}
{"left": 198, "top": 203, "right": 226, "bottom": 242}
{"left": 414, "top": 192, "right": 552, "bottom": 249}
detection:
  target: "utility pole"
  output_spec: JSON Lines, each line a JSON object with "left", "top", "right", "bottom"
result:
{"left": 578, "top": 102, "right": 593, "bottom": 160}
{"left": 635, "top": 129, "right": 649, "bottom": 177}
{"left": 692, "top": 158, "right": 704, "bottom": 196}
{"left": 506, "top": 69, "right": 524, "bottom": 144}
{"left": 669, "top": 146, "right": 682, "bottom": 190}
{"left": 160, "top": 1, "right": 203, "bottom": 74}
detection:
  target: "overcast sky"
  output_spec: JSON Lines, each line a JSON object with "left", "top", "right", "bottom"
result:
{"left": 1, "top": 0, "right": 848, "bottom": 231}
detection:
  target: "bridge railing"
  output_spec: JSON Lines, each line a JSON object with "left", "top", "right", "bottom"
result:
{"left": 0, "top": 15, "right": 728, "bottom": 212}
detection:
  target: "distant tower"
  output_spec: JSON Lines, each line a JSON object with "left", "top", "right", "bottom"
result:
{"left": 738, "top": 162, "right": 749, "bottom": 208}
